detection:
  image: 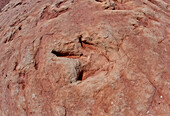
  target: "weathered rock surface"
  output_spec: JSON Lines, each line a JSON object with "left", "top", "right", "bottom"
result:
{"left": 0, "top": 0, "right": 10, "bottom": 11}
{"left": 0, "top": 0, "right": 170, "bottom": 115}
{"left": 0, "top": 0, "right": 10, "bottom": 10}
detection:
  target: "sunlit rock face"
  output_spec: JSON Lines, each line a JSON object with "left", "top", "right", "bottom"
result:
{"left": 0, "top": 0, "right": 169, "bottom": 115}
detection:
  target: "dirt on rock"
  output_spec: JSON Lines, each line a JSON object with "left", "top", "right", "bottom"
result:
{"left": 0, "top": 0, "right": 170, "bottom": 116}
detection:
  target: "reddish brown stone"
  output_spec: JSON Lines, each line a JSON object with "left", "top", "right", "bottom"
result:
{"left": 0, "top": 0, "right": 10, "bottom": 11}
{"left": 0, "top": 0, "right": 169, "bottom": 115}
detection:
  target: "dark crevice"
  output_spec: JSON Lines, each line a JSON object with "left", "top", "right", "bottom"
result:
{"left": 77, "top": 70, "right": 83, "bottom": 81}
{"left": 7, "top": 84, "right": 9, "bottom": 89}
{"left": 55, "top": 0, "right": 67, "bottom": 8}
{"left": 33, "top": 36, "right": 43, "bottom": 70}
{"left": 13, "top": 62, "right": 18, "bottom": 71}
{"left": 158, "top": 39, "right": 165, "bottom": 44}
{"left": 78, "top": 35, "right": 94, "bottom": 47}
{"left": 105, "top": 7, "right": 115, "bottom": 10}
{"left": 13, "top": 2, "right": 22, "bottom": 8}
{"left": 51, "top": 50, "right": 83, "bottom": 57}
{"left": 51, "top": 50, "right": 83, "bottom": 58}
{"left": 56, "top": 2, "right": 63, "bottom": 8}
{"left": 82, "top": 40, "right": 94, "bottom": 45}
{"left": 95, "top": 0, "right": 102, "bottom": 2}
{"left": 78, "top": 35, "right": 83, "bottom": 47}
{"left": 18, "top": 26, "right": 22, "bottom": 30}
{"left": 51, "top": 50, "right": 73, "bottom": 57}
{"left": 80, "top": 53, "right": 83, "bottom": 56}
{"left": 34, "top": 62, "right": 39, "bottom": 70}
{"left": 40, "top": 6, "right": 48, "bottom": 19}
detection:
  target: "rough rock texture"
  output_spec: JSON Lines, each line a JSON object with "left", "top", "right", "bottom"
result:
{"left": 0, "top": 0, "right": 10, "bottom": 11}
{"left": 0, "top": 0, "right": 170, "bottom": 115}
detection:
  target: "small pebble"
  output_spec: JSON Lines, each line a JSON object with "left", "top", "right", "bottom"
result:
{"left": 146, "top": 110, "right": 150, "bottom": 114}
{"left": 32, "top": 93, "right": 36, "bottom": 98}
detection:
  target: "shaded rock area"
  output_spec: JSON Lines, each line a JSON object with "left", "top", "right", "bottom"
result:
{"left": 0, "top": 0, "right": 170, "bottom": 115}
{"left": 0, "top": 0, "right": 10, "bottom": 11}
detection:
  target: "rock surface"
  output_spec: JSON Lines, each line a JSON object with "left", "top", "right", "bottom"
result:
{"left": 0, "top": 0, "right": 10, "bottom": 11}
{"left": 0, "top": 0, "right": 170, "bottom": 115}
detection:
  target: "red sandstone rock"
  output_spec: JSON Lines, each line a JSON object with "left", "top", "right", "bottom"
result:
{"left": 0, "top": 0, "right": 170, "bottom": 115}
{"left": 0, "top": 0, "right": 10, "bottom": 11}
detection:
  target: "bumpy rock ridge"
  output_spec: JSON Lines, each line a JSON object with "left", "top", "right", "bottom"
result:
{"left": 0, "top": 0, "right": 170, "bottom": 115}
